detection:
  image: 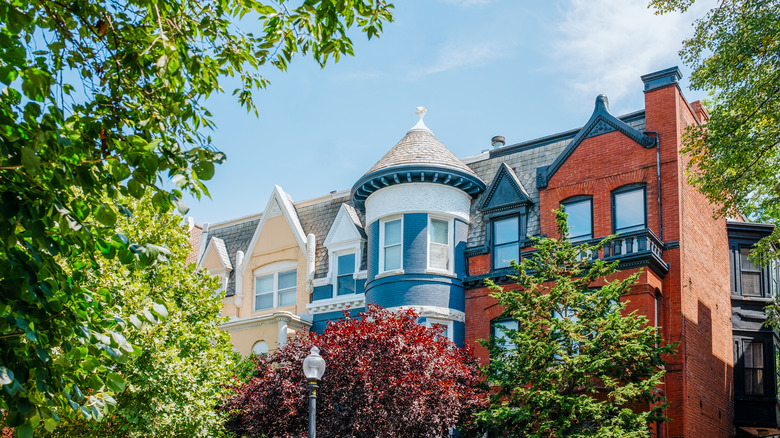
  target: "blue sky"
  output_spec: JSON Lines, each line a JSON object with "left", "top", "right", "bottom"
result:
{"left": 185, "top": 0, "right": 716, "bottom": 225}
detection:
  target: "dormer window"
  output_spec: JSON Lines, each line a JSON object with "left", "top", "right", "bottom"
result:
{"left": 493, "top": 216, "right": 524, "bottom": 269}
{"left": 337, "top": 253, "right": 356, "bottom": 295}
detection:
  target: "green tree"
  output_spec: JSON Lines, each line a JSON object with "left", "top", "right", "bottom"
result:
{"left": 650, "top": 0, "right": 780, "bottom": 257}
{"left": 0, "top": 0, "right": 393, "bottom": 435}
{"left": 474, "top": 210, "right": 673, "bottom": 438}
{"left": 35, "top": 194, "right": 244, "bottom": 437}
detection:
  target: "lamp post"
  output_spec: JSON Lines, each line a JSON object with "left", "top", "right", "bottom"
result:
{"left": 303, "top": 346, "right": 326, "bottom": 438}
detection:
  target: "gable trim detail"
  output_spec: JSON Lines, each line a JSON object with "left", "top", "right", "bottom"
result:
{"left": 536, "top": 95, "right": 655, "bottom": 189}
{"left": 479, "top": 162, "right": 532, "bottom": 213}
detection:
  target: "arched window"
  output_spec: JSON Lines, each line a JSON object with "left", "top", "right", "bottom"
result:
{"left": 252, "top": 341, "right": 269, "bottom": 356}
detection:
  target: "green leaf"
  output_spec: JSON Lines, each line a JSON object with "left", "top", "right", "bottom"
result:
{"left": 171, "top": 195, "right": 190, "bottom": 215}
{"left": 95, "top": 204, "right": 117, "bottom": 227}
{"left": 152, "top": 302, "right": 169, "bottom": 319}
{"left": 105, "top": 373, "right": 126, "bottom": 393}
{"left": 193, "top": 160, "right": 215, "bottom": 180}
{"left": 16, "top": 424, "right": 33, "bottom": 438}
{"left": 0, "top": 65, "right": 17, "bottom": 85}
{"left": 0, "top": 366, "right": 14, "bottom": 385}
{"left": 21, "top": 147, "right": 40, "bottom": 172}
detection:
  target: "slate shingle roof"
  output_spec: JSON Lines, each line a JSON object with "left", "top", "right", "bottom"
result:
{"left": 365, "top": 129, "right": 479, "bottom": 177}
{"left": 205, "top": 217, "right": 261, "bottom": 296}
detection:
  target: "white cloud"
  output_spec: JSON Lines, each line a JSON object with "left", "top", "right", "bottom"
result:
{"left": 411, "top": 40, "right": 512, "bottom": 77}
{"left": 549, "top": 0, "right": 716, "bottom": 107}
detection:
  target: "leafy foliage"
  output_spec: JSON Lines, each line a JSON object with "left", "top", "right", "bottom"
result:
{"left": 0, "top": 0, "right": 393, "bottom": 433}
{"left": 34, "top": 194, "right": 241, "bottom": 437}
{"left": 474, "top": 210, "right": 674, "bottom": 438}
{"left": 221, "top": 304, "right": 487, "bottom": 438}
{"left": 650, "top": 0, "right": 780, "bottom": 257}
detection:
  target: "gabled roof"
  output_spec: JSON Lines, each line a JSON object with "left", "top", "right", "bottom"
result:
{"left": 536, "top": 95, "right": 655, "bottom": 189}
{"left": 324, "top": 203, "right": 366, "bottom": 246}
{"left": 480, "top": 163, "right": 532, "bottom": 213}
{"left": 198, "top": 236, "right": 232, "bottom": 270}
{"left": 240, "top": 185, "right": 308, "bottom": 273}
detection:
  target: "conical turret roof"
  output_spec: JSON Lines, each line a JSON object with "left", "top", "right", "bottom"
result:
{"left": 351, "top": 107, "right": 485, "bottom": 210}
{"left": 365, "top": 128, "right": 479, "bottom": 177}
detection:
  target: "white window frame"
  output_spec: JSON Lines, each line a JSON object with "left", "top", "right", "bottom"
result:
{"left": 253, "top": 261, "right": 298, "bottom": 311}
{"left": 426, "top": 318, "right": 454, "bottom": 343}
{"left": 378, "top": 216, "right": 404, "bottom": 275}
{"left": 427, "top": 216, "right": 454, "bottom": 274}
{"left": 333, "top": 250, "right": 359, "bottom": 296}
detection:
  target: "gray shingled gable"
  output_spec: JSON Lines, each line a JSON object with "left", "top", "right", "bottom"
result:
{"left": 205, "top": 218, "right": 261, "bottom": 296}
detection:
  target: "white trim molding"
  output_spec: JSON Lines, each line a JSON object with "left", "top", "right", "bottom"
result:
{"left": 386, "top": 305, "right": 465, "bottom": 323}
{"left": 306, "top": 293, "right": 366, "bottom": 315}
{"left": 365, "top": 183, "right": 471, "bottom": 225}
{"left": 218, "top": 310, "right": 312, "bottom": 332}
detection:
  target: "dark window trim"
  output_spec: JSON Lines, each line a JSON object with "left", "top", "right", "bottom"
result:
{"left": 560, "top": 195, "right": 593, "bottom": 242}
{"left": 611, "top": 183, "right": 647, "bottom": 234}
{"left": 486, "top": 207, "right": 528, "bottom": 271}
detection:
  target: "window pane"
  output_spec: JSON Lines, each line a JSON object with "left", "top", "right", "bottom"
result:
{"left": 741, "top": 248, "right": 757, "bottom": 271}
{"left": 430, "top": 219, "right": 449, "bottom": 244}
{"left": 494, "top": 217, "right": 519, "bottom": 245}
{"left": 384, "top": 220, "right": 401, "bottom": 246}
{"left": 252, "top": 341, "right": 268, "bottom": 356}
{"left": 255, "top": 275, "right": 273, "bottom": 293}
{"left": 337, "top": 275, "right": 355, "bottom": 295}
{"left": 278, "top": 288, "right": 296, "bottom": 307}
{"left": 615, "top": 189, "right": 645, "bottom": 232}
{"left": 492, "top": 320, "right": 518, "bottom": 350}
{"left": 494, "top": 243, "right": 519, "bottom": 269}
{"left": 255, "top": 293, "right": 273, "bottom": 310}
{"left": 384, "top": 245, "right": 402, "bottom": 271}
{"left": 430, "top": 242, "right": 449, "bottom": 270}
{"left": 563, "top": 200, "right": 592, "bottom": 240}
{"left": 278, "top": 270, "right": 297, "bottom": 289}
{"left": 338, "top": 253, "right": 355, "bottom": 276}
{"left": 742, "top": 272, "right": 761, "bottom": 296}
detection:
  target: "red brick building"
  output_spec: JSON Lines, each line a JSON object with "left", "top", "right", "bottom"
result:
{"left": 462, "top": 67, "right": 774, "bottom": 438}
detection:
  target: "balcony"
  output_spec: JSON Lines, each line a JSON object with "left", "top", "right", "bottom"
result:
{"left": 464, "top": 228, "right": 670, "bottom": 288}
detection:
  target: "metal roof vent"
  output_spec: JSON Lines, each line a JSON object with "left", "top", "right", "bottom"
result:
{"left": 491, "top": 136, "right": 506, "bottom": 148}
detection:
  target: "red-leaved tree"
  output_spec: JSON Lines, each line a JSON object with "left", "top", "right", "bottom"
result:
{"left": 220, "top": 304, "right": 487, "bottom": 437}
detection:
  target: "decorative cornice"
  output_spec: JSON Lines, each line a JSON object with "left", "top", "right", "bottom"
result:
{"left": 218, "top": 310, "right": 312, "bottom": 332}
{"left": 306, "top": 294, "right": 366, "bottom": 314}
{"left": 537, "top": 95, "right": 655, "bottom": 190}
{"left": 386, "top": 305, "right": 466, "bottom": 323}
{"left": 351, "top": 164, "right": 485, "bottom": 211}
{"left": 640, "top": 66, "right": 682, "bottom": 93}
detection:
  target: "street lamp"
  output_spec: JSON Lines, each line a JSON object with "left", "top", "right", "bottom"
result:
{"left": 303, "top": 346, "right": 326, "bottom": 438}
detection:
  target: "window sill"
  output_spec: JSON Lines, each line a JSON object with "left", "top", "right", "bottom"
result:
{"left": 375, "top": 269, "right": 404, "bottom": 279}
{"left": 425, "top": 269, "right": 457, "bottom": 278}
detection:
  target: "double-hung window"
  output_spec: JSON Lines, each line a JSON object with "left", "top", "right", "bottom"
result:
{"left": 336, "top": 253, "right": 356, "bottom": 295}
{"left": 612, "top": 185, "right": 647, "bottom": 233}
{"left": 428, "top": 217, "right": 451, "bottom": 271}
{"left": 426, "top": 318, "right": 454, "bottom": 342}
{"left": 561, "top": 197, "right": 593, "bottom": 242}
{"left": 491, "top": 318, "right": 519, "bottom": 351}
{"left": 743, "top": 340, "right": 765, "bottom": 395}
{"left": 380, "top": 218, "right": 403, "bottom": 272}
{"left": 493, "top": 216, "right": 522, "bottom": 269}
{"left": 255, "top": 268, "right": 297, "bottom": 310}
{"left": 740, "top": 247, "right": 762, "bottom": 297}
